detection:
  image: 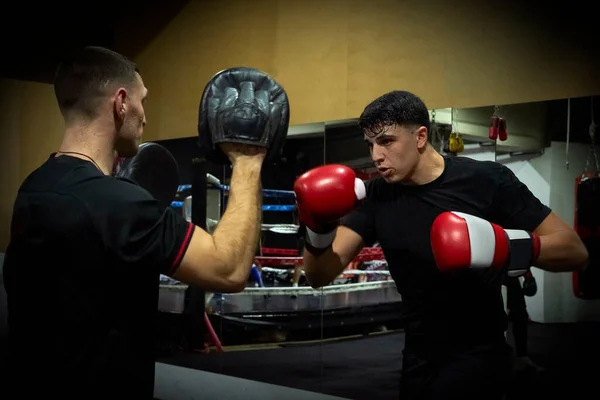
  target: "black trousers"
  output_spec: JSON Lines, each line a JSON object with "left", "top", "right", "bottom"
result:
{"left": 399, "top": 338, "right": 513, "bottom": 400}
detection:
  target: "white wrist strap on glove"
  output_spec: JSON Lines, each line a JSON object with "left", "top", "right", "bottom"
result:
{"left": 305, "top": 226, "right": 336, "bottom": 249}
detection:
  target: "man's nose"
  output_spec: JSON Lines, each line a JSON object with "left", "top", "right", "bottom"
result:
{"left": 371, "top": 145, "right": 384, "bottom": 163}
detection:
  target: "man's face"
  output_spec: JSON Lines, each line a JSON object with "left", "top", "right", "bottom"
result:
{"left": 364, "top": 124, "right": 428, "bottom": 183}
{"left": 115, "top": 72, "right": 147, "bottom": 158}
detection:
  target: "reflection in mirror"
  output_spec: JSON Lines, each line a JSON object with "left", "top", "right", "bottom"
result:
{"left": 310, "top": 94, "right": 600, "bottom": 399}
{"left": 153, "top": 95, "right": 600, "bottom": 399}
{"left": 154, "top": 137, "right": 227, "bottom": 374}
{"left": 154, "top": 129, "right": 329, "bottom": 393}
{"left": 321, "top": 120, "right": 401, "bottom": 344}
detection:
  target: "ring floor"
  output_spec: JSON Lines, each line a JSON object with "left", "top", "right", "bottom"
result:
{"left": 157, "top": 322, "right": 600, "bottom": 400}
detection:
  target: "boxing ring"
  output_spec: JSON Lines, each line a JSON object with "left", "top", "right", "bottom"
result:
{"left": 161, "top": 176, "right": 402, "bottom": 346}
{"left": 158, "top": 247, "right": 399, "bottom": 315}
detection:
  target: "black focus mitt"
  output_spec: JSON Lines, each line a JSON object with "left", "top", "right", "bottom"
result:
{"left": 197, "top": 67, "right": 290, "bottom": 165}
{"left": 115, "top": 142, "right": 180, "bottom": 209}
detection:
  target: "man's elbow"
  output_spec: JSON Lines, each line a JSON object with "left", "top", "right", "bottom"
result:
{"left": 305, "top": 271, "right": 330, "bottom": 289}
{"left": 573, "top": 245, "right": 589, "bottom": 271}
{"left": 212, "top": 278, "right": 246, "bottom": 293}
{"left": 204, "top": 258, "right": 249, "bottom": 293}
{"left": 218, "top": 268, "right": 249, "bottom": 293}
{"left": 560, "top": 239, "right": 589, "bottom": 272}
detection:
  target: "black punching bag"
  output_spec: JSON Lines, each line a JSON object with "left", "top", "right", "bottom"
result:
{"left": 573, "top": 175, "right": 600, "bottom": 299}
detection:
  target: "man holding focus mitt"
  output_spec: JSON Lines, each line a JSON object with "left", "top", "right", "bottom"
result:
{"left": 4, "top": 49, "right": 289, "bottom": 399}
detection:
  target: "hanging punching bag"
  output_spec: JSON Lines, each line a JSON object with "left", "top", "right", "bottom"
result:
{"left": 573, "top": 174, "right": 600, "bottom": 299}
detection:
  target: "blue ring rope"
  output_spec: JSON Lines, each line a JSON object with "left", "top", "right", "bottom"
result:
{"left": 171, "top": 201, "right": 294, "bottom": 212}
{"left": 177, "top": 183, "right": 294, "bottom": 199}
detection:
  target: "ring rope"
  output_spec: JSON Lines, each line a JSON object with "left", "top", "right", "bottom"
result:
{"left": 255, "top": 247, "right": 384, "bottom": 265}
{"left": 177, "top": 183, "right": 295, "bottom": 199}
{"left": 171, "top": 201, "right": 294, "bottom": 212}
{"left": 260, "top": 267, "right": 390, "bottom": 276}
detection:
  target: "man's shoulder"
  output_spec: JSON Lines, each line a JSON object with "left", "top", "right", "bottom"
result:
{"left": 449, "top": 155, "right": 503, "bottom": 172}
{"left": 20, "top": 157, "right": 154, "bottom": 208}
{"left": 447, "top": 156, "right": 506, "bottom": 182}
{"left": 75, "top": 177, "right": 156, "bottom": 214}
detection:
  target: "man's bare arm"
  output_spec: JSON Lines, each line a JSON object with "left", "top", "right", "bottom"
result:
{"left": 173, "top": 155, "right": 263, "bottom": 292}
{"left": 534, "top": 212, "right": 588, "bottom": 272}
{"left": 303, "top": 226, "right": 364, "bottom": 288}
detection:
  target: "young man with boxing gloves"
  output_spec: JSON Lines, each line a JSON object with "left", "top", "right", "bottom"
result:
{"left": 294, "top": 90, "right": 588, "bottom": 399}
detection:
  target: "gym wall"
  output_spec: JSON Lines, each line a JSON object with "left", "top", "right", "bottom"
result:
{"left": 0, "top": 79, "right": 64, "bottom": 250}
{"left": 115, "top": 0, "right": 600, "bottom": 142}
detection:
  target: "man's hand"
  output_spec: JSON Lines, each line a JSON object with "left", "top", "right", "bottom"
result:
{"left": 294, "top": 164, "right": 366, "bottom": 249}
{"left": 219, "top": 143, "right": 266, "bottom": 166}
{"left": 431, "top": 211, "right": 539, "bottom": 277}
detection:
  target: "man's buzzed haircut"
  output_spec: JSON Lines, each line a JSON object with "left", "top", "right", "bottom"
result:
{"left": 53, "top": 46, "right": 139, "bottom": 120}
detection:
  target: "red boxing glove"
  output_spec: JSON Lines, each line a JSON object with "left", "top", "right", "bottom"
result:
{"left": 294, "top": 165, "right": 366, "bottom": 249}
{"left": 430, "top": 211, "right": 540, "bottom": 277}
{"left": 498, "top": 118, "right": 508, "bottom": 141}
{"left": 489, "top": 116, "right": 499, "bottom": 140}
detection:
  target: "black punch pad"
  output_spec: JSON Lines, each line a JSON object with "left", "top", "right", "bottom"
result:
{"left": 197, "top": 67, "right": 290, "bottom": 165}
{"left": 115, "top": 142, "right": 180, "bottom": 209}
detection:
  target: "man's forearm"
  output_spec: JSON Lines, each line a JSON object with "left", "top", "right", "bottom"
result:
{"left": 212, "top": 159, "right": 263, "bottom": 281}
{"left": 303, "top": 245, "right": 344, "bottom": 288}
{"left": 535, "top": 230, "right": 588, "bottom": 272}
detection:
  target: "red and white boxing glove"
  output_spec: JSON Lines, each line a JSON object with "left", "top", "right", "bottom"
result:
{"left": 430, "top": 211, "right": 540, "bottom": 277}
{"left": 294, "top": 165, "right": 366, "bottom": 249}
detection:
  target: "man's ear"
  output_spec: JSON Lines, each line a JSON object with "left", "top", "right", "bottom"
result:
{"left": 114, "top": 88, "right": 128, "bottom": 119}
{"left": 415, "top": 126, "right": 429, "bottom": 149}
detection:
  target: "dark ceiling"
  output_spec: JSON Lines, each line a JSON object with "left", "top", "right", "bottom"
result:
{"left": 0, "top": 1, "right": 188, "bottom": 83}
{"left": 1, "top": 2, "right": 596, "bottom": 85}
{"left": 1, "top": 4, "right": 113, "bottom": 83}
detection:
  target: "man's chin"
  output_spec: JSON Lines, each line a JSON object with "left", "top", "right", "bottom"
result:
{"left": 380, "top": 172, "right": 398, "bottom": 182}
{"left": 382, "top": 173, "right": 409, "bottom": 184}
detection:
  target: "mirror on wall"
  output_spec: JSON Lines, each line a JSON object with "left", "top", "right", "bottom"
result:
{"left": 153, "top": 94, "right": 600, "bottom": 399}
{"left": 313, "top": 95, "right": 600, "bottom": 399}
{"left": 154, "top": 130, "right": 328, "bottom": 393}
{"left": 152, "top": 137, "right": 228, "bottom": 375}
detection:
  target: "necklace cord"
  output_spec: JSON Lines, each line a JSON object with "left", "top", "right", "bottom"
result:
{"left": 56, "top": 151, "right": 103, "bottom": 173}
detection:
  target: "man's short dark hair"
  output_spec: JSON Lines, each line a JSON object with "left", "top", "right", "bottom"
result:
{"left": 359, "top": 90, "right": 430, "bottom": 137}
{"left": 54, "top": 46, "right": 139, "bottom": 120}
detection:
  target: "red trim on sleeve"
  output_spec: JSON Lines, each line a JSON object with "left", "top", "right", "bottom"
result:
{"left": 167, "top": 222, "right": 194, "bottom": 276}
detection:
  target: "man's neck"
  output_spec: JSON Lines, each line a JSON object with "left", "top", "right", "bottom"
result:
{"left": 58, "top": 121, "right": 116, "bottom": 175}
{"left": 408, "top": 147, "right": 445, "bottom": 185}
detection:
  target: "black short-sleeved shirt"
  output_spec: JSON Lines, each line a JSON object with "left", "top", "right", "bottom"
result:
{"left": 2, "top": 155, "right": 194, "bottom": 398}
{"left": 341, "top": 156, "right": 551, "bottom": 350}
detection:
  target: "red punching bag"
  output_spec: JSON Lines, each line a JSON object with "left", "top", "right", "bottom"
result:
{"left": 573, "top": 173, "right": 600, "bottom": 299}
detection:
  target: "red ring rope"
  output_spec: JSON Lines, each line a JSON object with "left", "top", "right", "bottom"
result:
{"left": 255, "top": 247, "right": 385, "bottom": 266}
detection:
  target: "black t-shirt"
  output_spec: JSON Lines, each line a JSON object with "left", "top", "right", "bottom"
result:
{"left": 341, "top": 156, "right": 551, "bottom": 349}
{"left": 2, "top": 155, "right": 194, "bottom": 398}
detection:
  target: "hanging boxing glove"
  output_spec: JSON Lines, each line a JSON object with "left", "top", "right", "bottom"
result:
{"left": 455, "top": 133, "right": 464, "bottom": 153}
{"left": 498, "top": 118, "right": 508, "bottom": 141}
{"left": 449, "top": 132, "right": 460, "bottom": 153}
{"left": 489, "top": 116, "right": 499, "bottom": 140}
